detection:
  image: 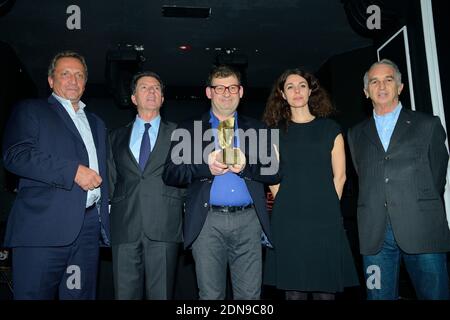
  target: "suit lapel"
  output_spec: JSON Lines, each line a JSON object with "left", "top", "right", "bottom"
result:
{"left": 85, "top": 112, "right": 107, "bottom": 176}
{"left": 144, "top": 120, "right": 171, "bottom": 172}
{"left": 202, "top": 111, "right": 214, "bottom": 150}
{"left": 85, "top": 112, "right": 99, "bottom": 150}
{"left": 123, "top": 122, "right": 141, "bottom": 171}
{"left": 362, "top": 117, "right": 385, "bottom": 153}
{"left": 236, "top": 114, "right": 250, "bottom": 154}
{"left": 48, "top": 95, "right": 84, "bottom": 143}
{"left": 386, "top": 109, "right": 412, "bottom": 152}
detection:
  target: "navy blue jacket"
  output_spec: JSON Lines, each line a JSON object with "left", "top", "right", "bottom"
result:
{"left": 163, "top": 112, "right": 280, "bottom": 249}
{"left": 2, "top": 95, "right": 110, "bottom": 247}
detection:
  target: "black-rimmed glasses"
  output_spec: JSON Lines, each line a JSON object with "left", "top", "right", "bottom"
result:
{"left": 209, "top": 84, "right": 240, "bottom": 95}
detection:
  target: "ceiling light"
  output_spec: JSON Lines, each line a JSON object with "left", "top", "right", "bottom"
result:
{"left": 162, "top": 5, "right": 211, "bottom": 18}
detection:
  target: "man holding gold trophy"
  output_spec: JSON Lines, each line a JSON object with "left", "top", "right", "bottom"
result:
{"left": 163, "top": 65, "right": 280, "bottom": 299}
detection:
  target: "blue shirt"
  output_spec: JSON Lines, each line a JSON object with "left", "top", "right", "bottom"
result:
{"left": 373, "top": 103, "right": 402, "bottom": 152}
{"left": 129, "top": 115, "right": 160, "bottom": 162}
{"left": 209, "top": 111, "right": 253, "bottom": 206}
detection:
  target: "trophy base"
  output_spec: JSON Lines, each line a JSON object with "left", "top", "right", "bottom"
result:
{"left": 222, "top": 148, "right": 241, "bottom": 166}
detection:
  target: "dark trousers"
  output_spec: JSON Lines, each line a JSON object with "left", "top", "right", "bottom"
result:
{"left": 112, "top": 234, "right": 179, "bottom": 300}
{"left": 12, "top": 206, "right": 100, "bottom": 300}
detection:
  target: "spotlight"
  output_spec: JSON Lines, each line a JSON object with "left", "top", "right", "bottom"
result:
{"left": 162, "top": 5, "right": 211, "bottom": 18}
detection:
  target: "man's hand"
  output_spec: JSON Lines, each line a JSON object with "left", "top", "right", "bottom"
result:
{"left": 208, "top": 150, "right": 229, "bottom": 176}
{"left": 228, "top": 149, "right": 246, "bottom": 174}
{"left": 74, "top": 164, "right": 102, "bottom": 191}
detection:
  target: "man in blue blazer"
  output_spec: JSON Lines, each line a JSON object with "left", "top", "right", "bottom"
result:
{"left": 2, "top": 51, "right": 110, "bottom": 299}
{"left": 163, "top": 65, "right": 280, "bottom": 299}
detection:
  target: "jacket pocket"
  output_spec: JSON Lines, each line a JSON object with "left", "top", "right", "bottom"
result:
{"left": 110, "top": 194, "right": 126, "bottom": 203}
{"left": 415, "top": 170, "right": 438, "bottom": 200}
{"left": 162, "top": 192, "right": 182, "bottom": 200}
{"left": 162, "top": 185, "right": 183, "bottom": 200}
{"left": 417, "top": 199, "right": 442, "bottom": 211}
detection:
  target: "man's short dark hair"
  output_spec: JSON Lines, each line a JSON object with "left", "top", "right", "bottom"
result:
{"left": 130, "top": 71, "right": 165, "bottom": 95}
{"left": 207, "top": 65, "right": 241, "bottom": 86}
{"left": 48, "top": 51, "right": 88, "bottom": 81}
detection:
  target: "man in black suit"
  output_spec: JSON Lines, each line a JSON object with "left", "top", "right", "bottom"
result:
{"left": 163, "top": 65, "right": 280, "bottom": 299}
{"left": 108, "top": 71, "right": 183, "bottom": 299}
{"left": 347, "top": 59, "right": 450, "bottom": 300}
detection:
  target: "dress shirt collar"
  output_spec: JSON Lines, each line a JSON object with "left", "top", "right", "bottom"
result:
{"left": 52, "top": 92, "right": 86, "bottom": 116}
{"left": 373, "top": 102, "right": 402, "bottom": 121}
{"left": 134, "top": 114, "right": 161, "bottom": 131}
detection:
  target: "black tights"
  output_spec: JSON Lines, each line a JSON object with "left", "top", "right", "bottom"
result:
{"left": 285, "top": 290, "right": 335, "bottom": 300}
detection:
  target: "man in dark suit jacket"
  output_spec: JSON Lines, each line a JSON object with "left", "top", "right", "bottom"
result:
{"left": 108, "top": 71, "right": 183, "bottom": 299}
{"left": 163, "top": 65, "right": 280, "bottom": 299}
{"left": 347, "top": 59, "right": 450, "bottom": 300}
{"left": 2, "top": 51, "right": 110, "bottom": 299}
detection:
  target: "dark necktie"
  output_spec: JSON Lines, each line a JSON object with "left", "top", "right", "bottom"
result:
{"left": 139, "top": 123, "right": 151, "bottom": 171}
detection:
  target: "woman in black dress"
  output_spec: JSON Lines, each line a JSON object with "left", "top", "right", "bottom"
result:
{"left": 263, "top": 68, "right": 359, "bottom": 300}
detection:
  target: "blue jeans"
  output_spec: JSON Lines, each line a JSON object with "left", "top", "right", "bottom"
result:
{"left": 363, "top": 222, "right": 449, "bottom": 300}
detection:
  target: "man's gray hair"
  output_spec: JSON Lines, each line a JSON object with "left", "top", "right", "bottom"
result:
{"left": 363, "top": 59, "right": 402, "bottom": 89}
{"left": 47, "top": 51, "right": 88, "bottom": 81}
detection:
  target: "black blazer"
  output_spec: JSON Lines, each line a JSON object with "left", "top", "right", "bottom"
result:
{"left": 348, "top": 108, "right": 450, "bottom": 255}
{"left": 108, "top": 119, "right": 184, "bottom": 245}
{"left": 162, "top": 112, "right": 281, "bottom": 249}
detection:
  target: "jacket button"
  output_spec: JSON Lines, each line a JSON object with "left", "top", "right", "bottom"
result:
{"left": 384, "top": 202, "right": 388, "bottom": 208}
{"left": 204, "top": 203, "right": 208, "bottom": 208}
{"left": 385, "top": 178, "right": 389, "bottom": 183}
{"left": 384, "top": 156, "right": 390, "bottom": 160}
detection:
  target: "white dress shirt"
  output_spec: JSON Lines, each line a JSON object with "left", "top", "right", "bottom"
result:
{"left": 52, "top": 93, "right": 100, "bottom": 208}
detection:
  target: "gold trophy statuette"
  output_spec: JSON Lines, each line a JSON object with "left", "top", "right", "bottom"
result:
{"left": 218, "top": 117, "right": 241, "bottom": 165}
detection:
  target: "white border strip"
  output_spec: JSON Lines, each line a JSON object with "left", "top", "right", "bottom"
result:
{"left": 377, "top": 26, "right": 416, "bottom": 111}
{"left": 377, "top": 26, "right": 404, "bottom": 53}
{"left": 402, "top": 27, "right": 416, "bottom": 112}
{"left": 420, "top": 0, "right": 450, "bottom": 229}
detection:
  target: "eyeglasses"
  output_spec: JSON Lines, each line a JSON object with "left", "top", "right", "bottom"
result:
{"left": 209, "top": 84, "right": 240, "bottom": 95}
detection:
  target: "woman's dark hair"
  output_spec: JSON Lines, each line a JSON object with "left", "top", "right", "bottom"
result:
{"left": 262, "top": 68, "right": 335, "bottom": 129}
